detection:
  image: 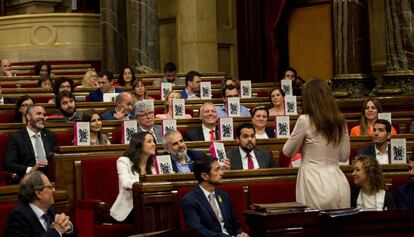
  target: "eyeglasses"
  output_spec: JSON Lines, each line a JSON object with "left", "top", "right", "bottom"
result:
{"left": 37, "top": 184, "right": 55, "bottom": 191}
{"left": 137, "top": 111, "right": 154, "bottom": 118}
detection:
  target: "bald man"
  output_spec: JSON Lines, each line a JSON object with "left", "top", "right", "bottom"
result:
{"left": 1, "top": 59, "right": 14, "bottom": 76}
{"left": 101, "top": 92, "right": 134, "bottom": 120}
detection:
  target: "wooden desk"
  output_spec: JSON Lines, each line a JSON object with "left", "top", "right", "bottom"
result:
{"left": 243, "top": 209, "right": 414, "bottom": 236}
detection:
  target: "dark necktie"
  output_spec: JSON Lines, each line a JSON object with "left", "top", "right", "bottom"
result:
{"left": 247, "top": 153, "right": 254, "bottom": 170}
{"left": 42, "top": 214, "right": 52, "bottom": 231}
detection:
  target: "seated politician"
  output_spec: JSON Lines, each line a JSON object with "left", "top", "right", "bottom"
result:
{"left": 356, "top": 119, "right": 392, "bottom": 164}
{"left": 216, "top": 85, "right": 250, "bottom": 118}
{"left": 54, "top": 91, "right": 83, "bottom": 121}
{"left": 110, "top": 132, "right": 157, "bottom": 222}
{"left": 225, "top": 123, "right": 276, "bottom": 170}
{"left": 134, "top": 100, "right": 163, "bottom": 144}
{"left": 162, "top": 131, "right": 205, "bottom": 173}
{"left": 351, "top": 155, "right": 394, "bottom": 210}
{"left": 5, "top": 105, "right": 57, "bottom": 181}
{"left": 181, "top": 156, "right": 249, "bottom": 237}
{"left": 89, "top": 70, "right": 123, "bottom": 102}
{"left": 395, "top": 154, "right": 414, "bottom": 209}
{"left": 183, "top": 102, "right": 219, "bottom": 141}
{"left": 101, "top": 92, "right": 134, "bottom": 120}
{"left": 81, "top": 109, "right": 111, "bottom": 145}
{"left": 180, "top": 70, "right": 201, "bottom": 99}
{"left": 250, "top": 106, "right": 275, "bottom": 139}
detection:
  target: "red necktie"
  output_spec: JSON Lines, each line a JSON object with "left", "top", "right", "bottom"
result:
{"left": 209, "top": 130, "right": 215, "bottom": 141}
{"left": 247, "top": 153, "right": 254, "bottom": 170}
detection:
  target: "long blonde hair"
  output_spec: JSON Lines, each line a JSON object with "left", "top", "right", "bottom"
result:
{"left": 301, "top": 78, "right": 346, "bottom": 146}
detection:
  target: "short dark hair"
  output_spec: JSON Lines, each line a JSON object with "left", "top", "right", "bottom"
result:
{"left": 55, "top": 91, "right": 75, "bottom": 110}
{"left": 34, "top": 60, "right": 51, "bottom": 76}
{"left": 374, "top": 119, "right": 392, "bottom": 133}
{"left": 235, "top": 123, "right": 255, "bottom": 138}
{"left": 192, "top": 155, "right": 217, "bottom": 183}
{"left": 164, "top": 62, "right": 177, "bottom": 73}
{"left": 250, "top": 106, "right": 268, "bottom": 118}
{"left": 269, "top": 87, "right": 285, "bottom": 102}
{"left": 14, "top": 95, "right": 35, "bottom": 122}
{"left": 284, "top": 67, "right": 297, "bottom": 78}
{"left": 221, "top": 84, "right": 238, "bottom": 98}
{"left": 17, "top": 171, "right": 45, "bottom": 204}
{"left": 98, "top": 70, "right": 114, "bottom": 82}
{"left": 53, "top": 77, "right": 74, "bottom": 95}
{"left": 185, "top": 70, "right": 201, "bottom": 86}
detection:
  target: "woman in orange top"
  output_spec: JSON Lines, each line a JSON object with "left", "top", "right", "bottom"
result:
{"left": 350, "top": 98, "right": 397, "bottom": 136}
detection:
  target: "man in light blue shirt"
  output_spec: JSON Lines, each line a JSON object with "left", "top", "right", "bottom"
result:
{"left": 216, "top": 85, "right": 250, "bottom": 117}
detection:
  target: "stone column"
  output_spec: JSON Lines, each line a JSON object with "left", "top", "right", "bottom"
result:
{"left": 380, "top": 0, "right": 414, "bottom": 96}
{"left": 127, "top": 0, "right": 160, "bottom": 72}
{"left": 176, "top": 0, "right": 218, "bottom": 73}
{"left": 331, "top": 0, "right": 374, "bottom": 97}
{"left": 100, "top": 0, "right": 128, "bottom": 73}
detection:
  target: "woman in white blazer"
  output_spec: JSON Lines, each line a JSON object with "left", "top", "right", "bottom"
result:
{"left": 110, "top": 131, "right": 157, "bottom": 222}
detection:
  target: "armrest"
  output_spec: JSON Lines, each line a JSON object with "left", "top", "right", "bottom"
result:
{"left": 76, "top": 199, "right": 110, "bottom": 223}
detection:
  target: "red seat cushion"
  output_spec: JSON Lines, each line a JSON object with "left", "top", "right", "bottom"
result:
{"left": 248, "top": 181, "right": 296, "bottom": 204}
{"left": 0, "top": 203, "right": 16, "bottom": 237}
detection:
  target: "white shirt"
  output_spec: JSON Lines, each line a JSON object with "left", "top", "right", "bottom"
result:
{"left": 138, "top": 125, "right": 158, "bottom": 143}
{"left": 238, "top": 147, "right": 259, "bottom": 170}
{"left": 29, "top": 203, "right": 49, "bottom": 231}
{"left": 255, "top": 132, "right": 269, "bottom": 139}
{"left": 356, "top": 189, "right": 386, "bottom": 211}
{"left": 185, "top": 89, "right": 199, "bottom": 99}
{"left": 202, "top": 124, "right": 215, "bottom": 141}
{"left": 375, "top": 146, "right": 389, "bottom": 164}
{"left": 26, "top": 127, "right": 46, "bottom": 174}
{"left": 199, "top": 185, "right": 228, "bottom": 235}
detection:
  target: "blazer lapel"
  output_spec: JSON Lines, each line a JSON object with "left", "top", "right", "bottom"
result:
{"left": 195, "top": 186, "right": 220, "bottom": 223}
{"left": 23, "top": 129, "right": 36, "bottom": 159}
{"left": 255, "top": 150, "right": 265, "bottom": 168}
{"left": 232, "top": 150, "right": 243, "bottom": 170}
{"left": 215, "top": 191, "right": 228, "bottom": 223}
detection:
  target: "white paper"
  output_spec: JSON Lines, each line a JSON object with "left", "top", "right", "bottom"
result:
{"left": 200, "top": 81, "right": 212, "bottom": 99}
{"left": 281, "top": 79, "right": 293, "bottom": 96}
{"left": 172, "top": 99, "right": 186, "bottom": 119}
{"left": 162, "top": 119, "right": 177, "bottom": 136}
{"left": 226, "top": 97, "right": 241, "bottom": 117}
{"left": 210, "top": 142, "right": 227, "bottom": 165}
{"left": 218, "top": 117, "right": 234, "bottom": 141}
{"left": 275, "top": 116, "right": 290, "bottom": 138}
{"left": 240, "top": 80, "right": 252, "bottom": 98}
{"left": 284, "top": 96, "right": 297, "bottom": 115}
{"left": 122, "top": 120, "right": 137, "bottom": 144}
{"left": 74, "top": 122, "right": 90, "bottom": 146}
{"left": 390, "top": 138, "right": 406, "bottom": 164}
{"left": 378, "top": 113, "right": 392, "bottom": 125}
{"left": 103, "top": 93, "right": 119, "bottom": 102}
{"left": 154, "top": 155, "right": 174, "bottom": 174}
{"left": 161, "top": 82, "right": 172, "bottom": 100}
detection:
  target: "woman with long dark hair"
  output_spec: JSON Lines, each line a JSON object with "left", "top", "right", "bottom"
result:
{"left": 118, "top": 66, "right": 136, "bottom": 87}
{"left": 81, "top": 109, "right": 111, "bottom": 145}
{"left": 283, "top": 78, "right": 350, "bottom": 209}
{"left": 110, "top": 132, "right": 156, "bottom": 222}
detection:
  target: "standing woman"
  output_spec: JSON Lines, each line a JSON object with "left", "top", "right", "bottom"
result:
{"left": 283, "top": 78, "right": 350, "bottom": 209}
{"left": 118, "top": 66, "right": 136, "bottom": 87}
{"left": 351, "top": 155, "right": 394, "bottom": 210}
{"left": 81, "top": 109, "right": 111, "bottom": 145}
{"left": 110, "top": 132, "right": 157, "bottom": 222}
{"left": 350, "top": 98, "right": 397, "bottom": 136}
{"left": 250, "top": 106, "right": 275, "bottom": 139}
{"left": 268, "top": 87, "right": 285, "bottom": 116}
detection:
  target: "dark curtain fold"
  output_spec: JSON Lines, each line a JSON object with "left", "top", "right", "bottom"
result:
{"left": 236, "top": 0, "right": 287, "bottom": 82}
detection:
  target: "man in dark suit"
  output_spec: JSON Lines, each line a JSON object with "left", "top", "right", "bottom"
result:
{"left": 181, "top": 156, "right": 249, "bottom": 237}
{"left": 356, "top": 119, "right": 392, "bottom": 164}
{"left": 89, "top": 70, "right": 123, "bottom": 102}
{"left": 5, "top": 171, "right": 74, "bottom": 236}
{"left": 226, "top": 123, "right": 275, "bottom": 170}
{"left": 101, "top": 92, "right": 134, "bottom": 120}
{"left": 5, "top": 105, "right": 57, "bottom": 180}
{"left": 180, "top": 70, "right": 201, "bottom": 99}
{"left": 163, "top": 131, "right": 205, "bottom": 173}
{"left": 183, "top": 102, "right": 219, "bottom": 141}
{"left": 134, "top": 100, "right": 163, "bottom": 144}
{"left": 396, "top": 154, "right": 414, "bottom": 209}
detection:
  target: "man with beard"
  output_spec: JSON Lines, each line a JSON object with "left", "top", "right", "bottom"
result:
{"left": 396, "top": 154, "right": 414, "bottom": 209}
{"left": 153, "top": 62, "right": 185, "bottom": 86}
{"left": 55, "top": 91, "right": 83, "bottom": 121}
{"left": 356, "top": 119, "right": 392, "bottom": 164}
{"left": 5, "top": 105, "right": 57, "bottom": 180}
{"left": 225, "top": 123, "right": 275, "bottom": 170}
{"left": 183, "top": 102, "right": 219, "bottom": 141}
{"left": 163, "top": 131, "right": 205, "bottom": 173}
{"left": 180, "top": 70, "right": 201, "bottom": 99}
{"left": 181, "top": 156, "right": 249, "bottom": 237}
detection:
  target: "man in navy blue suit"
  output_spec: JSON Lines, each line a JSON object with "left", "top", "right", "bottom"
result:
{"left": 396, "top": 154, "right": 414, "bottom": 209}
{"left": 180, "top": 70, "right": 201, "bottom": 99}
{"left": 89, "top": 70, "right": 123, "bottom": 102}
{"left": 181, "top": 156, "right": 249, "bottom": 237}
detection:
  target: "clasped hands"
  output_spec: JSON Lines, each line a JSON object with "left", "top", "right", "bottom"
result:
{"left": 52, "top": 213, "right": 72, "bottom": 234}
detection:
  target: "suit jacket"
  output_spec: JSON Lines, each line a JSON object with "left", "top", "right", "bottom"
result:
{"left": 101, "top": 108, "right": 133, "bottom": 121}
{"left": 170, "top": 149, "right": 206, "bottom": 173}
{"left": 226, "top": 148, "right": 276, "bottom": 170}
{"left": 5, "top": 128, "right": 57, "bottom": 179}
{"left": 356, "top": 144, "right": 391, "bottom": 163}
{"left": 265, "top": 127, "right": 276, "bottom": 138}
{"left": 136, "top": 124, "right": 163, "bottom": 144}
{"left": 180, "top": 89, "right": 199, "bottom": 99}
{"left": 396, "top": 182, "right": 414, "bottom": 209}
{"left": 88, "top": 87, "right": 123, "bottom": 102}
{"left": 181, "top": 186, "right": 242, "bottom": 237}
{"left": 5, "top": 203, "right": 73, "bottom": 237}
{"left": 183, "top": 126, "right": 219, "bottom": 142}
{"left": 351, "top": 188, "right": 395, "bottom": 210}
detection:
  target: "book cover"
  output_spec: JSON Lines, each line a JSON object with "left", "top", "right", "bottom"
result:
{"left": 378, "top": 112, "right": 392, "bottom": 125}
{"left": 240, "top": 80, "right": 252, "bottom": 98}
{"left": 218, "top": 117, "right": 234, "bottom": 141}
{"left": 162, "top": 119, "right": 177, "bottom": 136}
{"left": 152, "top": 155, "right": 174, "bottom": 174}
{"left": 74, "top": 122, "right": 90, "bottom": 146}
{"left": 122, "top": 120, "right": 137, "bottom": 144}
{"left": 284, "top": 96, "right": 297, "bottom": 115}
{"left": 161, "top": 82, "right": 172, "bottom": 100}
{"left": 226, "top": 97, "right": 240, "bottom": 117}
{"left": 172, "top": 98, "right": 186, "bottom": 119}
{"left": 281, "top": 79, "right": 293, "bottom": 96}
{"left": 103, "top": 93, "right": 120, "bottom": 102}
{"left": 390, "top": 138, "right": 406, "bottom": 164}
{"left": 275, "top": 116, "right": 290, "bottom": 138}
{"left": 210, "top": 142, "right": 227, "bottom": 164}
{"left": 200, "top": 81, "right": 212, "bottom": 99}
